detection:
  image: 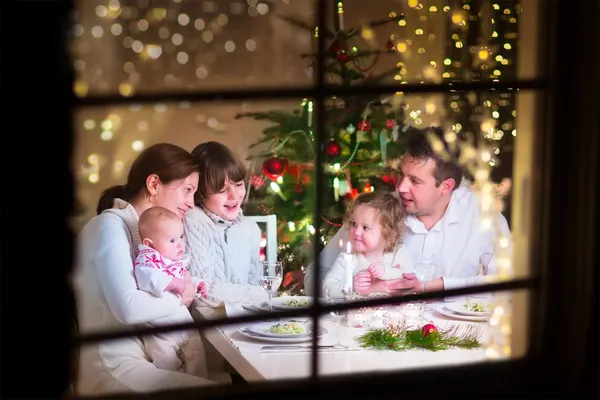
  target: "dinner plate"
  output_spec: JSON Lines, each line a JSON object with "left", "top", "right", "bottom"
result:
{"left": 239, "top": 325, "right": 328, "bottom": 343}
{"left": 245, "top": 321, "right": 314, "bottom": 338}
{"left": 436, "top": 306, "right": 490, "bottom": 322}
{"left": 445, "top": 301, "right": 493, "bottom": 317}
{"left": 271, "top": 296, "right": 314, "bottom": 310}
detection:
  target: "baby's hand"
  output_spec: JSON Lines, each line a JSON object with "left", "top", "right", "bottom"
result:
{"left": 197, "top": 281, "right": 207, "bottom": 298}
{"left": 367, "top": 262, "right": 386, "bottom": 279}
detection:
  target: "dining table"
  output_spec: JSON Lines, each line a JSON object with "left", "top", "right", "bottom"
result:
{"left": 191, "top": 296, "right": 506, "bottom": 382}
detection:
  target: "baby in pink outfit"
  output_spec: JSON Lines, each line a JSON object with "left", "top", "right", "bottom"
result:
{"left": 133, "top": 206, "right": 207, "bottom": 373}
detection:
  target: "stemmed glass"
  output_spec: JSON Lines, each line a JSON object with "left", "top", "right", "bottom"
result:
{"left": 413, "top": 258, "right": 436, "bottom": 295}
{"left": 259, "top": 261, "right": 283, "bottom": 312}
{"left": 326, "top": 288, "right": 349, "bottom": 349}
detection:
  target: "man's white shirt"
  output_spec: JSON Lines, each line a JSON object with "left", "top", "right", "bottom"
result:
{"left": 304, "top": 186, "right": 512, "bottom": 295}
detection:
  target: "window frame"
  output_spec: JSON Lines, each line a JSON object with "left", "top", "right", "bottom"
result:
{"left": 51, "top": 0, "right": 597, "bottom": 398}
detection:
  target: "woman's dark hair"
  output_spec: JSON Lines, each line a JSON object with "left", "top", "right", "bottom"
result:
{"left": 191, "top": 141, "right": 247, "bottom": 206}
{"left": 96, "top": 143, "right": 198, "bottom": 214}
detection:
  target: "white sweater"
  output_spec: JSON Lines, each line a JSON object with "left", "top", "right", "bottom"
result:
{"left": 322, "top": 246, "right": 413, "bottom": 298}
{"left": 73, "top": 199, "right": 214, "bottom": 395}
{"left": 183, "top": 206, "right": 268, "bottom": 306}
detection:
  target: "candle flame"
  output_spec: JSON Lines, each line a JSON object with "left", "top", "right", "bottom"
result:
{"left": 346, "top": 241, "right": 352, "bottom": 254}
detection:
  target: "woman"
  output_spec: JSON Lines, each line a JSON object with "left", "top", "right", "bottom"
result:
{"left": 184, "top": 141, "right": 267, "bottom": 306}
{"left": 73, "top": 143, "right": 218, "bottom": 395}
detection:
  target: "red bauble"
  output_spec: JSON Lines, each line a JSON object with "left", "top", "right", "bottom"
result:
{"left": 263, "top": 157, "right": 288, "bottom": 180}
{"left": 337, "top": 51, "right": 349, "bottom": 63}
{"left": 386, "top": 40, "right": 395, "bottom": 52}
{"left": 385, "top": 119, "right": 396, "bottom": 129}
{"left": 324, "top": 140, "right": 342, "bottom": 158}
{"left": 421, "top": 324, "right": 438, "bottom": 336}
{"left": 357, "top": 120, "right": 371, "bottom": 131}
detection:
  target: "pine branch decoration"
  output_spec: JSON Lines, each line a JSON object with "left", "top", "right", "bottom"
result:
{"left": 356, "top": 324, "right": 484, "bottom": 352}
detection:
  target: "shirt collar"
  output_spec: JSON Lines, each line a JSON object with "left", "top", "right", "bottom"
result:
{"left": 406, "top": 187, "right": 468, "bottom": 233}
{"left": 201, "top": 206, "right": 243, "bottom": 227}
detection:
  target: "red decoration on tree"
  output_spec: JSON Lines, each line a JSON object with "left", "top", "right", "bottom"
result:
{"left": 357, "top": 120, "right": 371, "bottom": 131}
{"left": 385, "top": 119, "right": 396, "bottom": 129}
{"left": 294, "top": 184, "right": 304, "bottom": 193}
{"left": 263, "top": 157, "right": 288, "bottom": 180}
{"left": 386, "top": 40, "right": 395, "bottom": 52}
{"left": 324, "top": 140, "right": 342, "bottom": 158}
{"left": 337, "top": 51, "right": 349, "bottom": 63}
{"left": 329, "top": 42, "right": 341, "bottom": 54}
{"left": 421, "top": 324, "right": 438, "bottom": 336}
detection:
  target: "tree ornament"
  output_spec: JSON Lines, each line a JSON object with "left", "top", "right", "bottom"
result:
{"left": 324, "top": 140, "right": 342, "bottom": 158}
{"left": 421, "top": 324, "right": 438, "bottom": 337}
{"left": 346, "top": 123, "right": 356, "bottom": 134}
{"left": 294, "top": 183, "right": 304, "bottom": 193}
{"left": 386, "top": 40, "right": 395, "bottom": 52}
{"left": 357, "top": 120, "right": 371, "bottom": 131}
{"left": 263, "top": 157, "right": 288, "bottom": 180}
{"left": 385, "top": 119, "right": 396, "bottom": 129}
{"left": 337, "top": 51, "right": 349, "bottom": 63}
{"left": 329, "top": 42, "right": 341, "bottom": 54}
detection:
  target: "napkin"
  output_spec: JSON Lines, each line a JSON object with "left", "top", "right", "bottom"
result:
{"left": 224, "top": 301, "right": 254, "bottom": 318}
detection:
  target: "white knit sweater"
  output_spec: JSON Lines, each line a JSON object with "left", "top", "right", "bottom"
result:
{"left": 183, "top": 206, "right": 268, "bottom": 306}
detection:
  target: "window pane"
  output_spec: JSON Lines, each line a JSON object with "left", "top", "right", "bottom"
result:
{"left": 71, "top": 0, "right": 315, "bottom": 97}
{"left": 321, "top": 0, "right": 540, "bottom": 89}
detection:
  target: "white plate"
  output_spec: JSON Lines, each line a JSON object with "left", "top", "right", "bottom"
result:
{"left": 245, "top": 321, "right": 314, "bottom": 338}
{"left": 445, "top": 301, "right": 493, "bottom": 317}
{"left": 239, "top": 325, "right": 328, "bottom": 343}
{"left": 271, "top": 296, "right": 314, "bottom": 310}
{"left": 436, "top": 306, "right": 490, "bottom": 322}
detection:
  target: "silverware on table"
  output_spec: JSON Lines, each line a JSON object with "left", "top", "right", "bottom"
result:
{"left": 261, "top": 345, "right": 335, "bottom": 351}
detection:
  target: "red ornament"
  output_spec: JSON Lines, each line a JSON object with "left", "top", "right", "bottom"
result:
{"left": 324, "top": 140, "right": 342, "bottom": 158}
{"left": 357, "top": 120, "right": 371, "bottom": 131}
{"left": 329, "top": 42, "right": 341, "bottom": 54}
{"left": 337, "top": 51, "right": 349, "bottom": 63}
{"left": 263, "top": 157, "right": 288, "bottom": 180}
{"left": 385, "top": 119, "right": 396, "bottom": 129}
{"left": 294, "top": 184, "right": 304, "bottom": 193}
{"left": 421, "top": 324, "right": 438, "bottom": 336}
{"left": 386, "top": 40, "right": 395, "bottom": 52}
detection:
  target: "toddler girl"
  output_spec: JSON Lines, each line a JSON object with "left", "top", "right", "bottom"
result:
{"left": 322, "top": 190, "right": 413, "bottom": 297}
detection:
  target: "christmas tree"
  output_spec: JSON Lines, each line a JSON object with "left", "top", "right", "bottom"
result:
{"left": 239, "top": 7, "right": 415, "bottom": 294}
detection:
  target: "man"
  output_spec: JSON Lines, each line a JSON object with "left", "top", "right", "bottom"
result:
{"left": 304, "top": 126, "right": 511, "bottom": 296}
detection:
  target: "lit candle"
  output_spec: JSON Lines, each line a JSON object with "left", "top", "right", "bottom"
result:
{"left": 337, "top": 1, "right": 345, "bottom": 31}
{"left": 344, "top": 241, "right": 353, "bottom": 288}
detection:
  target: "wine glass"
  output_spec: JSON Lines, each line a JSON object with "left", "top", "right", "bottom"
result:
{"left": 413, "top": 258, "right": 436, "bottom": 294}
{"left": 259, "top": 261, "right": 283, "bottom": 312}
{"left": 326, "top": 289, "right": 348, "bottom": 349}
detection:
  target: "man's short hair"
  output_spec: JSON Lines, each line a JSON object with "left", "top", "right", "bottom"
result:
{"left": 404, "top": 126, "right": 463, "bottom": 189}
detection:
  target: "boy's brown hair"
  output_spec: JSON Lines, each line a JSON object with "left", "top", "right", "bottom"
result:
{"left": 190, "top": 141, "right": 247, "bottom": 206}
{"left": 344, "top": 191, "right": 407, "bottom": 252}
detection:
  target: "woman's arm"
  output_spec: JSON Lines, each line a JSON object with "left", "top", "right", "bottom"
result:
{"left": 92, "top": 215, "right": 181, "bottom": 325}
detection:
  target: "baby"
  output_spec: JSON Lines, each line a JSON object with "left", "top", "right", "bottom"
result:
{"left": 134, "top": 206, "right": 206, "bottom": 373}
{"left": 322, "top": 190, "right": 413, "bottom": 297}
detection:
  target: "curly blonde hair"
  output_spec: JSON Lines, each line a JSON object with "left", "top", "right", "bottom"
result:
{"left": 344, "top": 191, "right": 406, "bottom": 253}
